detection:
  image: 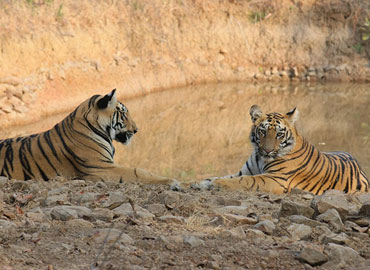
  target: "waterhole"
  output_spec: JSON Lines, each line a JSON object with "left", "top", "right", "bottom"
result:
{"left": 1, "top": 83, "right": 369, "bottom": 181}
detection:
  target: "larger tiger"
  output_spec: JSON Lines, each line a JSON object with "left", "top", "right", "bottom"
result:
{"left": 0, "top": 89, "right": 176, "bottom": 186}
{"left": 193, "top": 105, "right": 369, "bottom": 195}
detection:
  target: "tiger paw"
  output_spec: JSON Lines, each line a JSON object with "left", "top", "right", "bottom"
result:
{"left": 170, "top": 180, "right": 184, "bottom": 192}
{"left": 190, "top": 178, "right": 215, "bottom": 191}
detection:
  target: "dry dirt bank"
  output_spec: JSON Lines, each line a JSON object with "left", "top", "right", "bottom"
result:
{"left": 0, "top": 0, "right": 369, "bottom": 127}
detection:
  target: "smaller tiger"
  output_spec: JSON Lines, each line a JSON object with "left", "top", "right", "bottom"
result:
{"left": 0, "top": 89, "right": 178, "bottom": 188}
{"left": 192, "top": 105, "right": 369, "bottom": 195}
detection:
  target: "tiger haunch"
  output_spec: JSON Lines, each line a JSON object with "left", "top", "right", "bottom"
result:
{"left": 0, "top": 89, "right": 175, "bottom": 186}
{"left": 198, "top": 105, "right": 369, "bottom": 195}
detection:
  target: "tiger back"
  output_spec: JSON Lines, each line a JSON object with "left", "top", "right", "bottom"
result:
{"left": 0, "top": 89, "right": 176, "bottom": 186}
{"left": 196, "top": 105, "right": 369, "bottom": 195}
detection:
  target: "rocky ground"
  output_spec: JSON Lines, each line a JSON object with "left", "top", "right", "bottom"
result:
{"left": 0, "top": 177, "right": 370, "bottom": 270}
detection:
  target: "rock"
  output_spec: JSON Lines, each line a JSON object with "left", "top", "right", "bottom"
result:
{"left": 145, "top": 204, "right": 167, "bottom": 217}
{"left": 287, "top": 223, "right": 312, "bottom": 240}
{"left": 11, "top": 180, "right": 31, "bottom": 191}
{"left": 113, "top": 203, "right": 155, "bottom": 221}
{"left": 183, "top": 235, "right": 205, "bottom": 247}
{"left": 357, "top": 194, "right": 370, "bottom": 204}
{"left": 43, "top": 194, "right": 68, "bottom": 206}
{"left": 66, "top": 219, "right": 94, "bottom": 230}
{"left": 159, "top": 191, "right": 180, "bottom": 209}
{"left": 321, "top": 232, "right": 350, "bottom": 245}
{"left": 316, "top": 208, "right": 343, "bottom": 232}
{"left": 359, "top": 201, "right": 370, "bottom": 217}
{"left": 279, "top": 200, "right": 314, "bottom": 218}
{"left": 245, "top": 229, "right": 266, "bottom": 238}
{"left": 48, "top": 187, "right": 69, "bottom": 196}
{"left": 228, "top": 226, "right": 246, "bottom": 239}
{"left": 298, "top": 247, "right": 328, "bottom": 266}
{"left": 102, "top": 191, "right": 127, "bottom": 209}
{"left": 0, "top": 176, "right": 8, "bottom": 188}
{"left": 92, "top": 228, "right": 134, "bottom": 245}
{"left": 71, "top": 192, "right": 99, "bottom": 204}
{"left": 50, "top": 206, "right": 78, "bottom": 221}
{"left": 92, "top": 208, "right": 114, "bottom": 222}
{"left": 0, "top": 219, "right": 15, "bottom": 229}
{"left": 253, "top": 220, "right": 275, "bottom": 235}
{"left": 323, "top": 243, "right": 364, "bottom": 268}
{"left": 288, "top": 215, "right": 324, "bottom": 227}
{"left": 213, "top": 206, "right": 248, "bottom": 216}
{"left": 311, "top": 190, "right": 349, "bottom": 220}
{"left": 158, "top": 215, "right": 185, "bottom": 224}
{"left": 223, "top": 213, "right": 258, "bottom": 225}
{"left": 26, "top": 212, "right": 46, "bottom": 222}
{"left": 50, "top": 205, "right": 92, "bottom": 221}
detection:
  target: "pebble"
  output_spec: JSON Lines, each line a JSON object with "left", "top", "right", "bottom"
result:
{"left": 298, "top": 247, "right": 328, "bottom": 266}
{"left": 158, "top": 215, "right": 185, "bottom": 224}
{"left": 316, "top": 208, "right": 344, "bottom": 233}
{"left": 279, "top": 200, "right": 314, "bottom": 218}
{"left": 287, "top": 223, "right": 312, "bottom": 240}
{"left": 92, "top": 228, "right": 134, "bottom": 245}
{"left": 253, "top": 220, "right": 276, "bottom": 235}
{"left": 183, "top": 235, "right": 205, "bottom": 247}
{"left": 288, "top": 215, "right": 324, "bottom": 227}
{"left": 311, "top": 190, "right": 349, "bottom": 220}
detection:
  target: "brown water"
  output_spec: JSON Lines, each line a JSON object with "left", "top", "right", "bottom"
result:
{"left": 1, "top": 83, "right": 369, "bottom": 181}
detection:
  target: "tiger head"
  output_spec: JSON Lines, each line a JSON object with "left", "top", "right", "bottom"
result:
{"left": 249, "top": 105, "right": 299, "bottom": 161}
{"left": 90, "top": 89, "right": 138, "bottom": 145}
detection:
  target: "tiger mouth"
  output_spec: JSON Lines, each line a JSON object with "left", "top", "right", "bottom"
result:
{"left": 116, "top": 131, "right": 134, "bottom": 145}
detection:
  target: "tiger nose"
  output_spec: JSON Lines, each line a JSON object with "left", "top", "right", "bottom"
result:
{"left": 133, "top": 128, "right": 138, "bottom": 134}
{"left": 264, "top": 148, "right": 274, "bottom": 154}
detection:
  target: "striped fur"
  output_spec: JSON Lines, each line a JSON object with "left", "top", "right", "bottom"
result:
{"left": 199, "top": 105, "right": 369, "bottom": 195}
{"left": 0, "top": 89, "right": 175, "bottom": 185}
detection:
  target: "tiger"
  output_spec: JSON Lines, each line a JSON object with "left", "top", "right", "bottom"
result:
{"left": 192, "top": 105, "right": 369, "bottom": 195}
{"left": 0, "top": 89, "right": 178, "bottom": 187}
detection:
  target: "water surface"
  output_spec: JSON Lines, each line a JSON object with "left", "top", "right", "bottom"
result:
{"left": 1, "top": 83, "right": 369, "bottom": 180}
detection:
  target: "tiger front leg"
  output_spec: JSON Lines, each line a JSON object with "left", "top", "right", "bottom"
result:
{"left": 194, "top": 174, "right": 288, "bottom": 194}
{"left": 86, "top": 165, "right": 180, "bottom": 189}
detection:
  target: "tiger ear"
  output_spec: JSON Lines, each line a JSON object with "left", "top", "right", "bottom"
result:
{"left": 97, "top": 89, "right": 117, "bottom": 109}
{"left": 250, "top": 105, "right": 263, "bottom": 123}
{"left": 286, "top": 107, "right": 299, "bottom": 124}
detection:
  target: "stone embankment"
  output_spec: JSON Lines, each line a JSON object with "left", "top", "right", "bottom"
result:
{"left": 0, "top": 176, "right": 369, "bottom": 269}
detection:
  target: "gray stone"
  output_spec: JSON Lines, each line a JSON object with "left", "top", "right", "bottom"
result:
{"left": 228, "top": 226, "right": 246, "bottom": 239}
{"left": 43, "top": 194, "right": 68, "bottom": 206}
{"left": 183, "top": 235, "right": 205, "bottom": 247}
{"left": 66, "top": 218, "right": 94, "bottom": 230}
{"left": 357, "top": 194, "right": 370, "bottom": 204}
{"left": 323, "top": 243, "right": 364, "bottom": 268}
{"left": 158, "top": 215, "right": 185, "bottom": 224}
{"left": 48, "top": 187, "right": 69, "bottom": 196}
{"left": 359, "top": 201, "right": 370, "bottom": 217}
{"left": 298, "top": 247, "right": 328, "bottom": 266}
{"left": 0, "top": 219, "right": 15, "bottom": 229}
{"left": 71, "top": 192, "right": 99, "bottom": 204}
{"left": 145, "top": 204, "right": 167, "bottom": 217}
{"left": 50, "top": 206, "right": 78, "bottom": 221}
{"left": 92, "top": 228, "right": 134, "bottom": 245}
{"left": 253, "top": 220, "right": 275, "bottom": 235}
{"left": 50, "top": 205, "right": 92, "bottom": 221}
{"left": 213, "top": 206, "right": 248, "bottom": 216}
{"left": 0, "top": 176, "right": 8, "bottom": 188}
{"left": 287, "top": 223, "right": 312, "bottom": 240}
{"left": 316, "top": 208, "right": 343, "bottom": 232}
{"left": 311, "top": 190, "right": 349, "bottom": 220}
{"left": 92, "top": 208, "right": 114, "bottom": 222}
{"left": 102, "top": 191, "right": 127, "bottom": 209}
{"left": 159, "top": 191, "right": 180, "bottom": 209}
{"left": 279, "top": 200, "right": 314, "bottom": 218}
{"left": 113, "top": 203, "right": 155, "bottom": 221}
{"left": 321, "top": 232, "right": 350, "bottom": 245}
{"left": 223, "top": 213, "right": 258, "bottom": 225}
{"left": 288, "top": 215, "right": 324, "bottom": 227}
